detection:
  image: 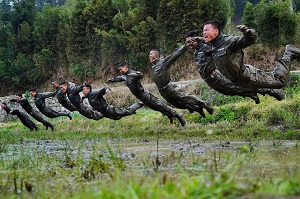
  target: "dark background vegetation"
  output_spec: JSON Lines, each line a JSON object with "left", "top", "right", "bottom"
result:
{"left": 1, "top": 0, "right": 300, "bottom": 95}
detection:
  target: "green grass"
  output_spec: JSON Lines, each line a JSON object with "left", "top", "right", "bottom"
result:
{"left": 1, "top": 74, "right": 300, "bottom": 198}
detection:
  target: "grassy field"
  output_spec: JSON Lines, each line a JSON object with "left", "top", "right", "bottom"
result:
{"left": 1, "top": 75, "right": 300, "bottom": 198}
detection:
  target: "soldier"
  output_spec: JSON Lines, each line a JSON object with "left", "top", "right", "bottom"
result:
{"left": 202, "top": 20, "right": 300, "bottom": 89}
{"left": 107, "top": 62, "right": 186, "bottom": 126}
{"left": 1, "top": 102, "right": 38, "bottom": 131}
{"left": 149, "top": 46, "right": 213, "bottom": 118}
{"left": 82, "top": 84, "right": 143, "bottom": 120}
{"left": 185, "top": 31, "right": 284, "bottom": 104}
{"left": 60, "top": 82, "right": 104, "bottom": 120}
{"left": 10, "top": 93, "right": 55, "bottom": 131}
{"left": 29, "top": 88, "right": 72, "bottom": 120}
{"left": 51, "top": 80, "right": 77, "bottom": 112}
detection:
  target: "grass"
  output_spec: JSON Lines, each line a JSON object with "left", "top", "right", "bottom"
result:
{"left": 1, "top": 74, "right": 300, "bottom": 198}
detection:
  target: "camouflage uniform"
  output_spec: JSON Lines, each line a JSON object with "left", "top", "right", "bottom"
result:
{"left": 210, "top": 28, "right": 300, "bottom": 89}
{"left": 3, "top": 105, "right": 38, "bottom": 131}
{"left": 65, "top": 83, "right": 103, "bottom": 120}
{"left": 10, "top": 98, "right": 54, "bottom": 130}
{"left": 151, "top": 45, "right": 213, "bottom": 117}
{"left": 55, "top": 86, "right": 76, "bottom": 112}
{"left": 33, "top": 92, "right": 72, "bottom": 119}
{"left": 83, "top": 86, "right": 143, "bottom": 120}
{"left": 107, "top": 69, "right": 186, "bottom": 126}
{"left": 195, "top": 43, "right": 284, "bottom": 103}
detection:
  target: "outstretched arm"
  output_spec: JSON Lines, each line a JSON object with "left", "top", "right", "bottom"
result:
{"left": 127, "top": 71, "right": 143, "bottom": 79}
{"left": 163, "top": 45, "right": 188, "bottom": 68}
{"left": 40, "top": 91, "right": 57, "bottom": 99}
{"left": 97, "top": 86, "right": 111, "bottom": 97}
{"left": 231, "top": 25, "right": 257, "bottom": 50}
{"left": 107, "top": 75, "right": 126, "bottom": 83}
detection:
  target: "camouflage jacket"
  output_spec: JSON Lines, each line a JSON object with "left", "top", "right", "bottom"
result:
{"left": 210, "top": 30, "right": 257, "bottom": 82}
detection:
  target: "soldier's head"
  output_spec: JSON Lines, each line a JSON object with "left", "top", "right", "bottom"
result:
{"left": 83, "top": 84, "right": 92, "bottom": 96}
{"left": 118, "top": 62, "right": 129, "bottom": 75}
{"left": 51, "top": 80, "right": 60, "bottom": 88}
{"left": 149, "top": 49, "right": 160, "bottom": 63}
{"left": 203, "top": 20, "right": 220, "bottom": 43}
{"left": 16, "top": 93, "right": 22, "bottom": 100}
{"left": 29, "top": 89, "right": 37, "bottom": 97}
{"left": 1, "top": 102, "right": 6, "bottom": 110}
{"left": 60, "top": 82, "right": 68, "bottom": 93}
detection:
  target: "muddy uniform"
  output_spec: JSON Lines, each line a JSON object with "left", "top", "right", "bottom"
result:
{"left": 33, "top": 91, "right": 71, "bottom": 119}
{"left": 55, "top": 86, "right": 76, "bottom": 112}
{"left": 195, "top": 43, "right": 283, "bottom": 103}
{"left": 3, "top": 105, "right": 38, "bottom": 131}
{"left": 83, "top": 86, "right": 143, "bottom": 120}
{"left": 10, "top": 98, "right": 54, "bottom": 130}
{"left": 107, "top": 69, "right": 185, "bottom": 126}
{"left": 210, "top": 28, "right": 300, "bottom": 89}
{"left": 151, "top": 45, "right": 213, "bottom": 117}
{"left": 65, "top": 83, "right": 103, "bottom": 120}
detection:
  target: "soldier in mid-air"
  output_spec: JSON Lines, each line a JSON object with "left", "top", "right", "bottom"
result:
{"left": 185, "top": 31, "right": 284, "bottom": 104}
{"left": 60, "top": 81, "right": 104, "bottom": 120}
{"left": 1, "top": 102, "right": 38, "bottom": 131}
{"left": 10, "top": 93, "right": 55, "bottom": 131}
{"left": 29, "top": 88, "right": 72, "bottom": 120}
{"left": 149, "top": 46, "right": 213, "bottom": 118}
{"left": 51, "top": 80, "right": 76, "bottom": 112}
{"left": 82, "top": 84, "right": 143, "bottom": 120}
{"left": 107, "top": 62, "right": 186, "bottom": 126}
{"left": 201, "top": 20, "right": 300, "bottom": 90}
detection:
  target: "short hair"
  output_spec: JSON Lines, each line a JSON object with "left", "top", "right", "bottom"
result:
{"left": 150, "top": 49, "right": 160, "bottom": 57}
{"left": 185, "top": 31, "right": 199, "bottom": 38}
{"left": 204, "top": 20, "right": 221, "bottom": 32}
{"left": 16, "top": 93, "right": 22, "bottom": 98}
{"left": 1, "top": 102, "right": 6, "bottom": 105}
{"left": 84, "top": 84, "right": 92, "bottom": 92}
{"left": 118, "top": 62, "right": 129, "bottom": 67}
{"left": 60, "top": 81, "right": 68, "bottom": 86}
{"left": 52, "top": 79, "right": 59, "bottom": 84}
{"left": 29, "top": 88, "right": 37, "bottom": 92}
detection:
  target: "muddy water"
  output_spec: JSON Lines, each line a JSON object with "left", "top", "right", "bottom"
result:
{"left": 1, "top": 138, "right": 299, "bottom": 178}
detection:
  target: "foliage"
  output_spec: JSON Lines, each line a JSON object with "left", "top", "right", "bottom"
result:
{"left": 242, "top": 0, "right": 299, "bottom": 46}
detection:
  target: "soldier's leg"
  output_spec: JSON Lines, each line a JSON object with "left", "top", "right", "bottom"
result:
{"left": 238, "top": 45, "right": 300, "bottom": 89}
{"left": 31, "top": 109, "right": 55, "bottom": 130}
{"left": 77, "top": 106, "right": 104, "bottom": 120}
{"left": 160, "top": 83, "right": 214, "bottom": 117}
{"left": 104, "top": 103, "right": 143, "bottom": 120}
{"left": 18, "top": 112, "right": 38, "bottom": 131}
{"left": 42, "top": 107, "right": 72, "bottom": 120}
{"left": 140, "top": 91, "right": 185, "bottom": 126}
{"left": 205, "top": 70, "right": 260, "bottom": 104}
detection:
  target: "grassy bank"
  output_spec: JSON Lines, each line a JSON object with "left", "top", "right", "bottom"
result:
{"left": 0, "top": 74, "right": 300, "bottom": 198}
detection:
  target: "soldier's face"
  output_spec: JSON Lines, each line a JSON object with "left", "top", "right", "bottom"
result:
{"left": 203, "top": 24, "right": 219, "bottom": 43}
{"left": 149, "top": 51, "right": 159, "bottom": 63}
{"left": 119, "top": 66, "right": 128, "bottom": 75}
{"left": 16, "top": 95, "right": 21, "bottom": 100}
{"left": 30, "top": 91, "right": 36, "bottom": 97}
{"left": 1, "top": 104, "right": 5, "bottom": 110}
{"left": 82, "top": 87, "right": 90, "bottom": 96}
{"left": 61, "top": 84, "right": 67, "bottom": 93}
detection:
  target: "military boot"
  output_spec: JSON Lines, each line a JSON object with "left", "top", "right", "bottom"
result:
{"left": 175, "top": 113, "right": 186, "bottom": 126}
{"left": 285, "top": 44, "right": 300, "bottom": 60}
{"left": 257, "top": 88, "right": 284, "bottom": 101}
{"left": 243, "top": 93, "right": 260, "bottom": 104}
{"left": 204, "top": 102, "right": 214, "bottom": 115}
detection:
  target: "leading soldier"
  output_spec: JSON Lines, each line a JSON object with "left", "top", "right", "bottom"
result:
{"left": 201, "top": 20, "right": 300, "bottom": 90}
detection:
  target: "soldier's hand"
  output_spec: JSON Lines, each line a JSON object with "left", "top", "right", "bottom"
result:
{"left": 106, "top": 78, "right": 114, "bottom": 83}
{"left": 84, "top": 78, "right": 90, "bottom": 84}
{"left": 237, "top": 25, "right": 250, "bottom": 34}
